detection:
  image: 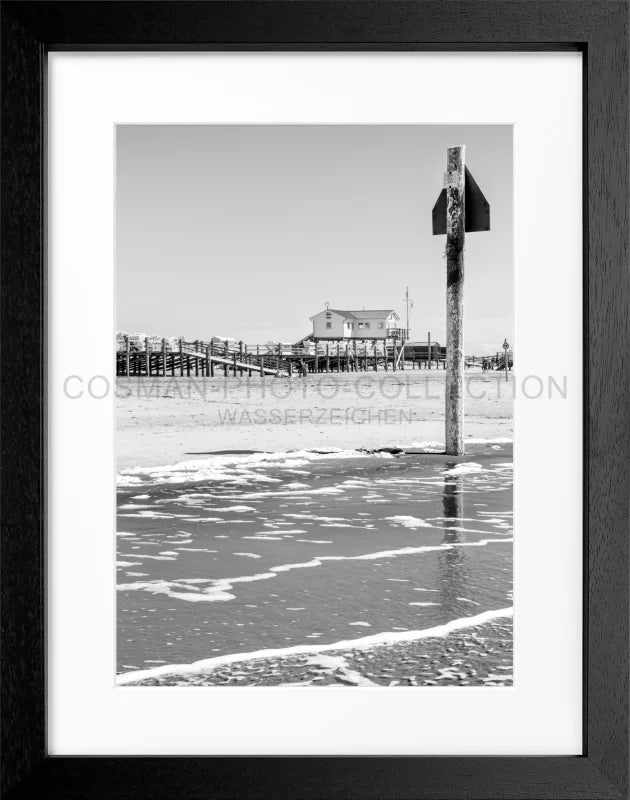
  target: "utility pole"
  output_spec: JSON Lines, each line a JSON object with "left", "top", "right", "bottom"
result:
{"left": 445, "top": 145, "right": 466, "bottom": 455}
{"left": 403, "top": 286, "right": 413, "bottom": 341}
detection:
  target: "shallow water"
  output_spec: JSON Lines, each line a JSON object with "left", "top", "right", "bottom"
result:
{"left": 116, "top": 443, "right": 512, "bottom": 676}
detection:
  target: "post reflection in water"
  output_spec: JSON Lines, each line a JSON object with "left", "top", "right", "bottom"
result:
{"left": 438, "top": 465, "right": 469, "bottom": 618}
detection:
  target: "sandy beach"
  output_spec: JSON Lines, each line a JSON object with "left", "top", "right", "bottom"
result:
{"left": 116, "top": 370, "right": 513, "bottom": 687}
{"left": 116, "top": 371, "right": 513, "bottom": 470}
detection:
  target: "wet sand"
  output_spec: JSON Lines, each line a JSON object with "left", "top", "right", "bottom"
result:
{"left": 120, "top": 616, "right": 512, "bottom": 687}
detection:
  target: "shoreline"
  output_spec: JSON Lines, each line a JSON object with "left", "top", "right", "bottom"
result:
{"left": 117, "top": 439, "right": 513, "bottom": 485}
{"left": 117, "top": 607, "right": 512, "bottom": 685}
{"left": 118, "top": 610, "right": 513, "bottom": 687}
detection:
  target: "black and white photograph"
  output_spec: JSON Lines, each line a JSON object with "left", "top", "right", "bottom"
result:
{"left": 114, "top": 124, "right": 514, "bottom": 688}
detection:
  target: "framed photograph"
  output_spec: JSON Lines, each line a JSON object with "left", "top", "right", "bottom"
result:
{"left": 1, "top": 2, "right": 627, "bottom": 798}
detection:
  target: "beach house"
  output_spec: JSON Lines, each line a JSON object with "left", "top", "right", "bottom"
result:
{"left": 309, "top": 308, "right": 403, "bottom": 341}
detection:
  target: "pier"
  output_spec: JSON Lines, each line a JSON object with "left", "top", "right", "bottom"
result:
{"left": 115, "top": 337, "right": 450, "bottom": 377}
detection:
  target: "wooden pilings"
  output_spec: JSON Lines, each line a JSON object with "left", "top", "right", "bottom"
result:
{"left": 125, "top": 336, "right": 131, "bottom": 377}
{"left": 116, "top": 335, "right": 454, "bottom": 377}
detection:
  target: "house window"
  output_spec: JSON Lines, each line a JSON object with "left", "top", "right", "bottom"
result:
{"left": 358, "top": 322, "right": 364, "bottom": 329}
{"left": 365, "top": 322, "right": 370, "bottom": 329}
{"left": 325, "top": 322, "right": 332, "bottom": 329}
{"left": 378, "top": 322, "right": 384, "bottom": 329}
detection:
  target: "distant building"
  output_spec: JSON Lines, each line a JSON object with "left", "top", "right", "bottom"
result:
{"left": 310, "top": 308, "right": 402, "bottom": 340}
{"left": 404, "top": 340, "right": 446, "bottom": 360}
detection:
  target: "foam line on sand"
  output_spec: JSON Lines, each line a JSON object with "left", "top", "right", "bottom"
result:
{"left": 116, "top": 606, "right": 513, "bottom": 685}
{"left": 117, "top": 439, "right": 513, "bottom": 486}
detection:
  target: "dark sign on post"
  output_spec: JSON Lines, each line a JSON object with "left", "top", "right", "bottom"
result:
{"left": 432, "top": 166, "right": 490, "bottom": 235}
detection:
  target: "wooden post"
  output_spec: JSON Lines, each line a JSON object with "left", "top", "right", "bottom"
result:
{"left": 209, "top": 341, "right": 214, "bottom": 377}
{"left": 178, "top": 339, "right": 183, "bottom": 377}
{"left": 427, "top": 331, "right": 432, "bottom": 370}
{"left": 336, "top": 343, "right": 340, "bottom": 373}
{"left": 314, "top": 339, "right": 319, "bottom": 374}
{"left": 258, "top": 345, "right": 264, "bottom": 378}
{"left": 445, "top": 145, "right": 466, "bottom": 455}
{"left": 326, "top": 343, "right": 330, "bottom": 374}
{"left": 392, "top": 339, "right": 397, "bottom": 371}
{"left": 161, "top": 338, "right": 166, "bottom": 376}
{"left": 384, "top": 338, "right": 388, "bottom": 372}
{"left": 373, "top": 339, "right": 378, "bottom": 372}
{"left": 145, "top": 339, "right": 151, "bottom": 376}
{"left": 276, "top": 344, "right": 281, "bottom": 372}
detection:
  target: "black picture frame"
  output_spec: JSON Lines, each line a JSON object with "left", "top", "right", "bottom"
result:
{"left": 1, "top": 2, "right": 628, "bottom": 798}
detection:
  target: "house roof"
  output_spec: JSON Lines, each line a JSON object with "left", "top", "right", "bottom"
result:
{"left": 313, "top": 309, "right": 398, "bottom": 320}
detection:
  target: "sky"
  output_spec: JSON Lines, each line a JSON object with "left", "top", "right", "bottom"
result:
{"left": 116, "top": 124, "right": 512, "bottom": 354}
